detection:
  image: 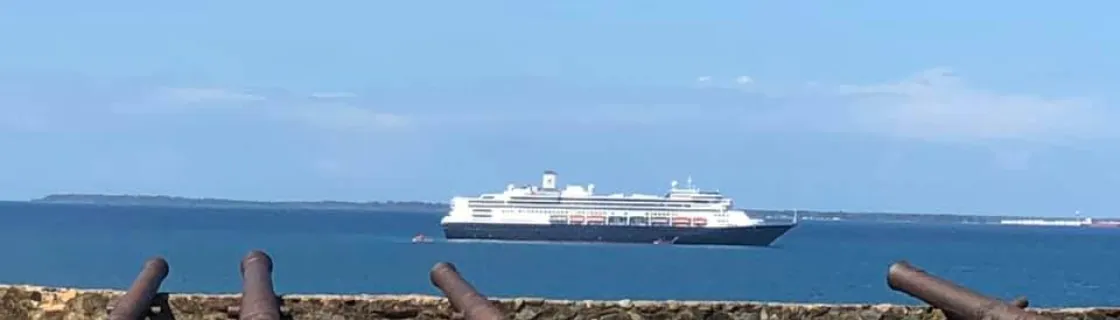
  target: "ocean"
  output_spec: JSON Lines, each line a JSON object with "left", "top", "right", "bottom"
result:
{"left": 1, "top": 201, "right": 1117, "bottom": 307}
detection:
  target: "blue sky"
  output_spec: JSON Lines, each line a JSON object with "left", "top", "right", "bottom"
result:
{"left": 1, "top": 1, "right": 1118, "bottom": 217}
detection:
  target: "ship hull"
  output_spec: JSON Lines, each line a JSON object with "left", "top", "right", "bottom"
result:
{"left": 441, "top": 222, "right": 797, "bottom": 247}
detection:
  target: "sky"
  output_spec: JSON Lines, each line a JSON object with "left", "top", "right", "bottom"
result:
{"left": 1, "top": 1, "right": 1118, "bottom": 217}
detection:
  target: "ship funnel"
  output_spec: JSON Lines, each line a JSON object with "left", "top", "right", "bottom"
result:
{"left": 542, "top": 170, "right": 557, "bottom": 189}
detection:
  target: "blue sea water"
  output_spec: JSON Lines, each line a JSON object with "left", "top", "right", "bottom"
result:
{"left": 1, "top": 201, "right": 1118, "bottom": 307}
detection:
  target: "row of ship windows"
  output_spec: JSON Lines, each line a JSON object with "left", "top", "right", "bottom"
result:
{"left": 473, "top": 198, "right": 726, "bottom": 204}
{"left": 505, "top": 209, "right": 728, "bottom": 217}
{"left": 469, "top": 201, "right": 716, "bottom": 208}
{"left": 472, "top": 206, "right": 726, "bottom": 213}
{"left": 465, "top": 203, "right": 727, "bottom": 208}
{"left": 478, "top": 195, "right": 724, "bottom": 203}
{"left": 548, "top": 216, "right": 730, "bottom": 227}
{"left": 594, "top": 216, "right": 670, "bottom": 226}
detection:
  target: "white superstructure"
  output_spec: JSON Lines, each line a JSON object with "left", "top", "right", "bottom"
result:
{"left": 440, "top": 170, "right": 770, "bottom": 228}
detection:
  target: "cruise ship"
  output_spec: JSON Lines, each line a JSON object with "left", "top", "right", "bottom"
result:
{"left": 440, "top": 171, "right": 798, "bottom": 246}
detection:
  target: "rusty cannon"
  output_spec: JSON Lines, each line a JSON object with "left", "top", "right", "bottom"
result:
{"left": 430, "top": 262, "right": 506, "bottom": 320}
{"left": 107, "top": 256, "right": 170, "bottom": 320}
{"left": 887, "top": 261, "right": 1050, "bottom": 320}
{"left": 230, "top": 250, "right": 284, "bottom": 320}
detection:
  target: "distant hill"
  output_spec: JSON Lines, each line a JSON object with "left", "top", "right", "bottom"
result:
{"left": 31, "top": 194, "right": 446, "bottom": 213}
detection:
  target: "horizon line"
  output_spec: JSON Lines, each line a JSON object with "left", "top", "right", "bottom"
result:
{"left": 9, "top": 193, "right": 1104, "bottom": 219}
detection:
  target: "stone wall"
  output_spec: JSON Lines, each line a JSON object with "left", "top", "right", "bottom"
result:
{"left": 2, "top": 285, "right": 1117, "bottom": 320}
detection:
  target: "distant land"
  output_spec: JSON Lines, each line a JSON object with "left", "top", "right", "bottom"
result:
{"left": 26, "top": 194, "right": 1078, "bottom": 224}
{"left": 747, "top": 209, "right": 1037, "bottom": 225}
{"left": 31, "top": 194, "right": 446, "bottom": 213}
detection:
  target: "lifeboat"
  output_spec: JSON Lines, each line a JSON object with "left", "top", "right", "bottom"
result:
{"left": 569, "top": 215, "right": 585, "bottom": 225}
{"left": 671, "top": 216, "right": 692, "bottom": 227}
{"left": 692, "top": 217, "right": 708, "bottom": 226}
{"left": 586, "top": 215, "right": 606, "bottom": 225}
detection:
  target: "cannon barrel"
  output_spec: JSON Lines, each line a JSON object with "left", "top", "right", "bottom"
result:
{"left": 108, "top": 257, "right": 169, "bottom": 320}
{"left": 239, "top": 250, "right": 282, "bottom": 320}
{"left": 430, "top": 262, "right": 504, "bottom": 320}
{"left": 1010, "top": 296, "right": 1030, "bottom": 309}
{"left": 887, "top": 261, "right": 1049, "bottom": 320}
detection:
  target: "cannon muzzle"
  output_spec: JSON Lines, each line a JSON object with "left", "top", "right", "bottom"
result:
{"left": 430, "top": 262, "right": 505, "bottom": 320}
{"left": 238, "top": 250, "right": 282, "bottom": 320}
{"left": 887, "top": 261, "right": 1049, "bottom": 320}
{"left": 108, "top": 257, "right": 170, "bottom": 320}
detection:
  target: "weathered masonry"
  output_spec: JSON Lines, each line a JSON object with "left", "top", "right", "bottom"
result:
{"left": 2, "top": 250, "right": 1118, "bottom": 319}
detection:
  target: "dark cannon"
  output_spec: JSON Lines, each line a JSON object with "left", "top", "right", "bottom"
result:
{"left": 430, "top": 262, "right": 506, "bottom": 320}
{"left": 235, "top": 250, "right": 283, "bottom": 320}
{"left": 107, "top": 257, "right": 170, "bottom": 320}
{"left": 887, "top": 261, "right": 1049, "bottom": 320}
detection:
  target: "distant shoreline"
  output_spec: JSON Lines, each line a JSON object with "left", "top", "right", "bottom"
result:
{"left": 21, "top": 193, "right": 1083, "bottom": 224}
{"left": 28, "top": 194, "right": 446, "bottom": 214}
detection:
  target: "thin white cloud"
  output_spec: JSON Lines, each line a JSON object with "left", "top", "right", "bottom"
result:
{"left": 830, "top": 67, "right": 1107, "bottom": 143}
{"left": 111, "top": 87, "right": 268, "bottom": 114}
{"left": 0, "top": 79, "right": 409, "bottom": 134}
{"left": 153, "top": 87, "right": 265, "bottom": 104}
{"left": 309, "top": 92, "right": 358, "bottom": 99}
{"left": 172, "top": 69, "right": 1101, "bottom": 143}
{"left": 282, "top": 103, "right": 410, "bottom": 132}
{"left": 552, "top": 68, "right": 1106, "bottom": 143}
{"left": 143, "top": 86, "right": 408, "bottom": 132}
{"left": 0, "top": 70, "right": 1105, "bottom": 144}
